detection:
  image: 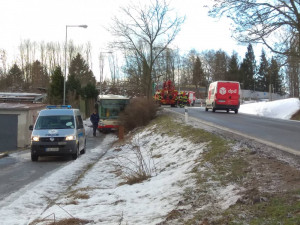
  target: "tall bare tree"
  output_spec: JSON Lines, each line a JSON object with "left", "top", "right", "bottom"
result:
{"left": 109, "top": 0, "right": 185, "bottom": 98}
{"left": 209, "top": 0, "right": 300, "bottom": 97}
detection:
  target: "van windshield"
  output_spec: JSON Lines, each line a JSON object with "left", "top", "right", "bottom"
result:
{"left": 34, "top": 115, "right": 75, "bottom": 130}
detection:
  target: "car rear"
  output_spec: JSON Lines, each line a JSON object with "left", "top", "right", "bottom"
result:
{"left": 214, "top": 82, "right": 240, "bottom": 113}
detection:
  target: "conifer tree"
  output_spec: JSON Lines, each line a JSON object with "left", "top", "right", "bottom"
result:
{"left": 213, "top": 50, "right": 228, "bottom": 81}
{"left": 240, "top": 44, "right": 256, "bottom": 90}
{"left": 6, "top": 64, "right": 24, "bottom": 91}
{"left": 48, "top": 66, "right": 64, "bottom": 104}
{"left": 227, "top": 52, "right": 239, "bottom": 82}
{"left": 257, "top": 50, "right": 269, "bottom": 92}
{"left": 68, "top": 53, "right": 96, "bottom": 88}
{"left": 268, "top": 57, "right": 283, "bottom": 95}
{"left": 68, "top": 53, "right": 97, "bottom": 101}
{"left": 192, "top": 56, "right": 205, "bottom": 89}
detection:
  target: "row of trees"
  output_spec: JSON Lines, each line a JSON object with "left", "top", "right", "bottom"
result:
{"left": 107, "top": 0, "right": 293, "bottom": 98}
{"left": 0, "top": 52, "right": 98, "bottom": 106}
{"left": 0, "top": 0, "right": 299, "bottom": 100}
{"left": 122, "top": 43, "right": 284, "bottom": 97}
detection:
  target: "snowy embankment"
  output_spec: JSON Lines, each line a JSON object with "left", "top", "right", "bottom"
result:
{"left": 1, "top": 98, "right": 299, "bottom": 225}
{"left": 0, "top": 122, "right": 214, "bottom": 225}
{"left": 240, "top": 98, "right": 300, "bottom": 119}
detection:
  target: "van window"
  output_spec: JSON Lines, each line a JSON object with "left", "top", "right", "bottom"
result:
{"left": 76, "top": 115, "right": 84, "bottom": 129}
{"left": 35, "top": 115, "right": 75, "bottom": 129}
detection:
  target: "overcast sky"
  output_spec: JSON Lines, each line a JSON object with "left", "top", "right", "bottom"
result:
{"left": 0, "top": 0, "right": 257, "bottom": 79}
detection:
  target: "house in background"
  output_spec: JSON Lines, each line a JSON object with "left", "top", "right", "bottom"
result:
{"left": 0, "top": 93, "right": 47, "bottom": 152}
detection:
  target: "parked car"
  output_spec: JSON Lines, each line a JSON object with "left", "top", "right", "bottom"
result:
{"left": 205, "top": 81, "right": 241, "bottom": 113}
{"left": 29, "top": 105, "right": 86, "bottom": 161}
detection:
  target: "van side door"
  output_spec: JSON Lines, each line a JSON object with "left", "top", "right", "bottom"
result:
{"left": 75, "top": 115, "right": 85, "bottom": 150}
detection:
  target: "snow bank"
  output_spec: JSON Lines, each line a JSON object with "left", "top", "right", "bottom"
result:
{"left": 240, "top": 98, "right": 300, "bottom": 119}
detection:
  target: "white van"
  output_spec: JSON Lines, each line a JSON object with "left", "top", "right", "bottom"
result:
{"left": 29, "top": 105, "right": 86, "bottom": 161}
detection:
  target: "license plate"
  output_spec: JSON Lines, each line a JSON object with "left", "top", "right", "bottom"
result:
{"left": 46, "top": 147, "right": 59, "bottom": 152}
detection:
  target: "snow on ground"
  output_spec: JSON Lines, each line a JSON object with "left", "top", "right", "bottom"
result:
{"left": 40, "top": 128, "right": 206, "bottom": 225}
{"left": 0, "top": 98, "right": 299, "bottom": 225}
{"left": 240, "top": 98, "right": 300, "bottom": 119}
{"left": 0, "top": 122, "right": 209, "bottom": 225}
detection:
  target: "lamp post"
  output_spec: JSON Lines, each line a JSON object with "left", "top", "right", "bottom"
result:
{"left": 63, "top": 25, "right": 88, "bottom": 105}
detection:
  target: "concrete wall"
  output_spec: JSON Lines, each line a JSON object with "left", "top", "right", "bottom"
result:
{"left": 0, "top": 105, "right": 44, "bottom": 149}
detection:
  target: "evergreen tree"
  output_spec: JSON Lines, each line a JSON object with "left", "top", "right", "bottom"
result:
{"left": 66, "top": 73, "right": 81, "bottom": 98}
{"left": 82, "top": 83, "right": 99, "bottom": 99}
{"left": 6, "top": 64, "right": 24, "bottom": 91}
{"left": 192, "top": 56, "right": 205, "bottom": 89}
{"left": 68, "top": 53, "right": 96, "bottom": 88}
{"left": 227, "top": 52, "right": 239, "bottom": 81}
{"left": 240, "top": 44, "right": 256, "bottom": 90}
{"left": 48, "top": 66, "right": 64, "bottom": 104}
{"left": 213, "top": 50, "right": 228, "bottom": 81}
{"left": 268, "top": 57, "right": 283, "bottom": 95}
{"left": 257, "top": 49, "right": 269, "bottom": 92}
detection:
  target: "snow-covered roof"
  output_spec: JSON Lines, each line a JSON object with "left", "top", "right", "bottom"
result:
{"left": 0, "top": 92, "right": 47, "bottom": 103}
{"left": 0, "top": 102, "right": 46, "bottom": 111}
{"left": 97, "top": 94, "right": 129, "bottom": 100}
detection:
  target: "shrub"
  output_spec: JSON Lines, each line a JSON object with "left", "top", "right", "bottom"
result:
{"left": 119, "top": 97, "right": 159, "bottom": 132}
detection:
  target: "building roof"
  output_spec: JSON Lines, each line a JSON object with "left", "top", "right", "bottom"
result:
{"left": 0, "top": 103, "right": 46, "bottom": 111}
{"left": 0, "top": 92, "right": 47, "bottom": 103}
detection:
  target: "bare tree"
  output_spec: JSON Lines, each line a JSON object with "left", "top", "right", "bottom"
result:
{"left": 209, "top": 0, "right": 300, "bottom": 97}
{"left": 0, "top": 49, "right": 7, "bottom": 74}
{"left": 109, "top": 0, "right": 185, "bottom": 98}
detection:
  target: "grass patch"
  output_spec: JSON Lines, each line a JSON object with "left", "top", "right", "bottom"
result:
{"left": 47, "top": 218, "right": 90, "bottom": 225}
{"left": 118, "top": 172, "right": 151, "bottom": 186}
{"left": 217, "top": 190, "right": 300, "bottom": 224}
{"left": 152, "top": 154, "right": 162, "bottom": 158}
{"left": 291, "top": 110, "right": 300, "bottom": 121}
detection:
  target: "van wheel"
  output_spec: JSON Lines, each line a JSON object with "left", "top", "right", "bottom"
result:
{"left": 72, "top": 146, "right": 79, "bottom": 160}
{"left": 226, "top": 109, "right": 229, "bottom": 113}
{"left": 31, "top": 154, "right": 38, "bottom": 162}
{"left": 235, "top": 109, "right": 238, "bottom": 114}
{"left": 81, "top": 140, "right": 86, "bottom": 154}
{"left": 205, "top": 107, "right": 208, "bottom": 111}
{"left": 212, "top": 108, "right": 216, "bottom": 112}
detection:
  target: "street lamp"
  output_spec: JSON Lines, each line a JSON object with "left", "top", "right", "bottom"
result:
{"left": 63, "top": 25, "right": 88, "bottom": 105}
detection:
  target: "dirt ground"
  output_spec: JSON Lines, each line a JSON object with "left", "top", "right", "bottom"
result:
{"left": 158, "top": 111, "right": 300, "bottom": 225}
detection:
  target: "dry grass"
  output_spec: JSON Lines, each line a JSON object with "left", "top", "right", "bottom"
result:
{"left": 47, "top": 218, "right": 90, "bottom": 225}
{"left": 291, "top": 109, "right": 300, "bottom": 121}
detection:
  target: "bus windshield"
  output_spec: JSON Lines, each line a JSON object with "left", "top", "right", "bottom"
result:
{"left": 98, "top": 99, "right": 129, "bottom": 119}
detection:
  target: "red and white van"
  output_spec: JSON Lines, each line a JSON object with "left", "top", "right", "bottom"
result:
{"left": 205, "top": 81, "right": 241, "bottom": 113}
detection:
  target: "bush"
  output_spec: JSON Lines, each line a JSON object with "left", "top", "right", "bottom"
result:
{"left": 119, "top": 97, "right": 159, "bottom": 132}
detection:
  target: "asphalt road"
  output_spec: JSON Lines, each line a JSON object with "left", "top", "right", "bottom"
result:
{"left": 0, "top": 131, "right": 105, "bottom": 202}
{"left": 169, "top": 106, "right": 300, "bottom": 154}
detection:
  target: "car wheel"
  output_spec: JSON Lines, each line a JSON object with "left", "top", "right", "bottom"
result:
{"left": 81, "top": 140, "right": 86, "bottom": 154}
{"left": 72, "top": 145, "right": 79, "bottom": 160}
{"left": 31, "top": 154, "right": 38, "bottom": 162}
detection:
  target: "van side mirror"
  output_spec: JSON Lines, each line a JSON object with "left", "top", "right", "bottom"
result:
{"left": 29, "top": 125, "right": 33, "bottom": 130}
